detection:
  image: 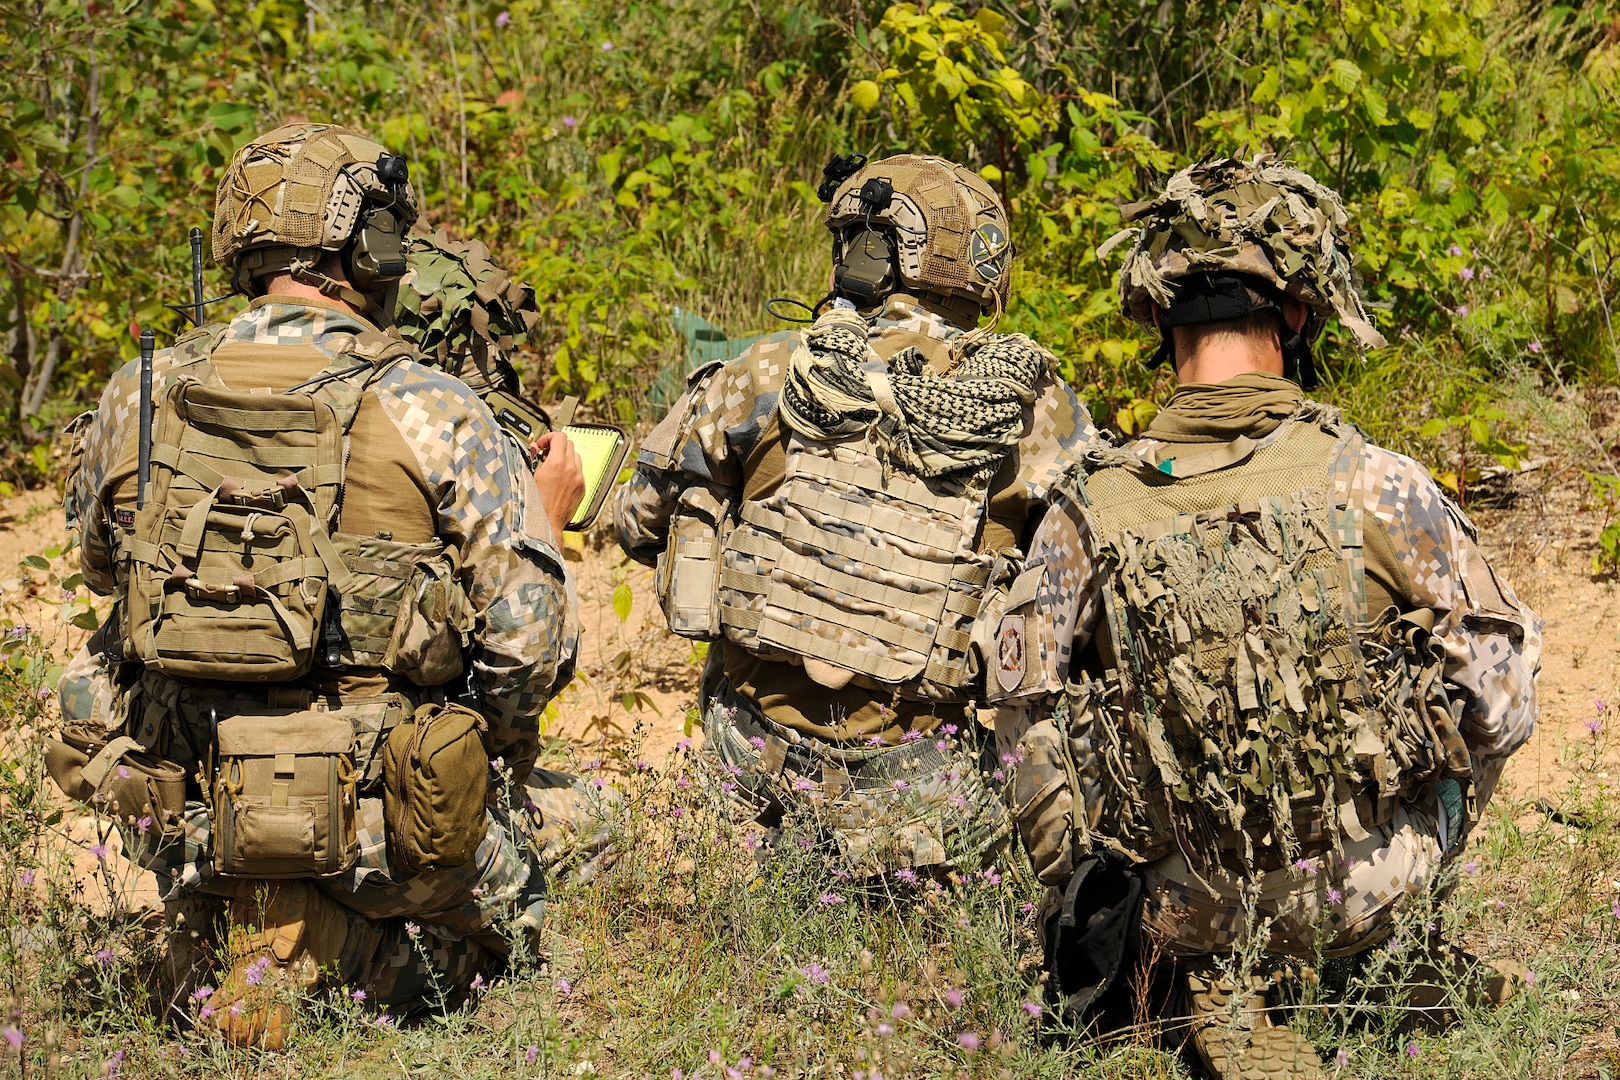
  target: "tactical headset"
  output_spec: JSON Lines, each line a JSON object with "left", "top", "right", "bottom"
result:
{"left": 830, "top": 174, "right": 901, "bottom": 307}
{"left": 344, "top": 152, "right": 412, "bottom": 292}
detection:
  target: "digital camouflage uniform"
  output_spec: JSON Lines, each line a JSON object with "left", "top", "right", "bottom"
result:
{"left": 617, "top": 292, "right": 1096, "bottom": 868}
{"left": 996, "top": 157, "right": 1542, "bottom": 1077}
{"left": 59, "top": 296, "right": 603, "bottom": 1010}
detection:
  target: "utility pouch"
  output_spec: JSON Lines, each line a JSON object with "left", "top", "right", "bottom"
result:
{"left": 382, "top": 702, "right": 489, "bottom": 874}
{"left": 656, "top": 487, "right": 729, "bottom": 640}
{"left": 384, "top": 557, "right": 474, "bottom": 686}
{"left": 44, "top": 732, "right": 188, "bottom": 838}
{"left": 211, "top": 712, "right": 359, "bottom": 878}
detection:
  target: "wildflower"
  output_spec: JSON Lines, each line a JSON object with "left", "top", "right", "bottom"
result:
{"left": 1020, "top": 901, "right": 1034, "bottom": 914}
{"left": 1405, "top": 1040, "right": 1420, "bottom": 1058}
{"left": 557, "top": 977, "right": 573, "bottom": 996}
{"left": 944, "top": 988, "right": 964, "bottom": 1008}
{"left": 244, "top": 956, "right": 271, "bottom": 987}
{"left": 941, "top": 723, "right": 959, "bottom": 736}
{"left": 470, "top": 973, "right": 486, "bottom": 992}
{"left": 375, "top": 1014, "right": 395, "bottom": 1028}
{"left": 1326, "top": 888, "right": 1344, "bottom": 904}
{"left": 1447, "top": 243, "right": 1464, "bottom": 256}
{"left": 866, "top": 734, "right": 887, "bottom": 746}
{"left": 677, "top": 737, "right": 693, "bottom": 751}
{"left": 1022, "top": 1000, "right": 1043, "bottom": 1018}
{"left": 592, "top": 777, "right": 606, "bottom": 789}
{"left": 96, "top": 948, "right": 114, "bottom": 967}
{"left": 1456, "top": 304, "right": 1471, "bottom": 317}
{"left": 562, "top": 114, "right": 579, "bottom": 130}
{"left": 1586, "top": 717, "right": 1604, "bottom": 736}
{"left": 876, "top": 1023, "right": 894, "bottom": 1036}
{"left": 894, "top": 867, "right": 918, "bottom": 885}
{"left": 1528, "top": 340, "right": 1543, "bottom": 353}
{"left": 527, "top": 1046, "right": 539, "bottom": 1063}
{"left": 1597, "top": 699, "right": 1608, "bottom": 714}
{"left": 980, "top": 868, "right": 1001, "bottom": 886}
{"left": 890, "top": 779, "right": 909, "bottom": 791}
{"left": 90, "top": 843, "right": 108, "bottom": 861}
{"left": 901, "top": 729, "right": 924, "bottom": 742}
{"left": 991, "top": 769, "right": 1005, "bottom": 783}
{"left": 105, "top": 1048, "right": 127, "bottom": 1076}
{"left": 352, "top": 988, "right": 366, "bottom": 1003}
{"left": 1611, "top": 897, "right": 1619, "bottom": 919}
{"left": 891, "top": 1002, "right": 911, "bottom": 1019}
{"left": 137, "top": 815, "right": 152, "bottom": 835}
{"left": 676, "top": 776, "right": 692, "bottom": 788}
{"left": 17, "top": 869, "right": 34, "bottom": 887}
{"left": 1525, "top": 970, "right": 1536, "bottom": 988}
{"left": 817, "top": 892, "right": 845, "bottom": 905}
{"left": 935, "top": 740, "right": 948, "bottom": 752}
{"left": 1494, "top": 899, "right": 1507, "bottom": 910}
{"left": 793, "top": 778, "right": 815, "bottom": 791}
{"left": 1335, "top": 1048, "right": 1350, "bottom": 1067}
{"left": 1459, "top": 267, "right": 1475, "bottom": 280}
{"left": 190, "top": 986, "right": 214, "bottom": 1002}
{"left": 405, "top": 921, "right": 421, "bottom": 938}
{"left": 600, "top": 39, "right": 614, "bottom": 50}
{"left": 494, "top": 9, "right": 510, "bottom": 26}
{"left": 1463, "top": 859, "right": 1479, "bottom": 875}
{"left": 957, "top": 1031, "right": 980, "bottom": 1051}
{"left": 3, "top": 1026, "right": 21, "bottom": 1052}
{"left": 748, "top": 736, "right": 766, "bottom": 751}
{"left": 1482, "top": 266, "right": 1493, "bottom": 278}
{"left": 633, "top": 760, "right": 652, "bottom": 771}
{"left": 721, "top": 782, "right": 737, "bottom": 794}
{"left": 1293, "top": 857, "right": 1314, "bottom": 875}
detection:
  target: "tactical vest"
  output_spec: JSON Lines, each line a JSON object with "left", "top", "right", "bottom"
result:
{"left": 117, "top": 328, "right": 473, "bottom": 690}
{"left": 1052, "top": 412, "right": 1470, "bottom": 878}
{"left": 712, "top": 431, "right": 993, "bottom": 702}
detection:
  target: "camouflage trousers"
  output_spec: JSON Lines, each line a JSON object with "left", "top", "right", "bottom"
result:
{"left": 57, "top": 638, "right": 611, "bottom": 1014}
{"left": 700, "top": 675, "right": 1008, "bottom": 872}
{"left": 1131, "top": 757, "right": 1505, "bottom": 959}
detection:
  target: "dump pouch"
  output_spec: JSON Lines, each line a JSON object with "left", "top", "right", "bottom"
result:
{"left": 657, "top": 486, "right": 729, "bottom": 640}
{"left": 382, "top": 702, "right": 489, "bottom": 874}
{"left": 211, "top": 711, "right": 359, "bottom": 878}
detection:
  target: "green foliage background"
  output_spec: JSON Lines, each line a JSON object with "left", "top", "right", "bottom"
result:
{"left": 2, "top": 0, "right": 1618, "bottom": 479}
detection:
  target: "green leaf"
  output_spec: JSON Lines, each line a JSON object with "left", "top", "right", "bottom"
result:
{"left": 21, "top": 555, "right": 49, "bottom": 570}
{"left": 849, "top": 79, "right": 881, "bottom": 113}
{"left": 1418, "top": 418, "right": 1449, "bottom": 438}
{"left": 70, "top": 610, "right": 102, "bottom": 631}
{"left": 1328, "top": 59, "right": 1362, "bottom": 93}
{"left": 611, "top": 582, "right": 633, "bottom": 623}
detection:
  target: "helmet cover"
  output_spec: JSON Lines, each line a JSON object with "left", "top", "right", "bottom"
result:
{"left": 825, "top": 154, "right": 1012, "bottom": 313}
{"left": 213, "top": 123, "right": 420, "bottom": 287}
{"left": 394, "top": 229, "right": 539, "bottom": 393}
{"left": 1099, "top": 155, "right": 1386, "bottom": 350}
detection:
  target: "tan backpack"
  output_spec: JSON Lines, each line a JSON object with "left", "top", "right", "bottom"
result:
{"left": 122, "top": 336, "right": 410, "bottom": 682}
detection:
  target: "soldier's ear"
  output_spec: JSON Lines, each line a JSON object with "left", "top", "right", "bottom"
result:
{"left": 1282, "top": 296, "right": 1309, "bottom": 334}
{"left": 1149, "top": 303, "right": 1162, "bottom": 332}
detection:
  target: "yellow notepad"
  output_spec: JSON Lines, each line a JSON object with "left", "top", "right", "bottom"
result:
{"left": 562, "top": 424, "right": 629, "bottom": 530}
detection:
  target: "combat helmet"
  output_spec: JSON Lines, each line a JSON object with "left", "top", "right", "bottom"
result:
{"left": 1099, "top": 155, "right": 1386, "bottom": 386}
{"left": 394, "top": 229, "right": 540, "bottom": 396}
{"left": 819, "top": 153, "right": 1012, "bottom": 321}
{"left": 212, "top": 122, "right": 419, "bottom": 319}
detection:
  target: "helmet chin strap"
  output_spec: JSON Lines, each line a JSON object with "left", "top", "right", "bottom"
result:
{"left": 288, "top": 258, "right": 390, "bottom": 323}
{"left": 1282, "top": 329, "right": 1316, "bottom": 389}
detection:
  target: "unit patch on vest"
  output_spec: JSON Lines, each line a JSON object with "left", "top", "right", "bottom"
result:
{"left": 996, "top": 615, "right": 1025, "bottom": 693}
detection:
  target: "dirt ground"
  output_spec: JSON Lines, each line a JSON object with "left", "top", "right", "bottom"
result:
{"left": 0, "top": 453, "right": 1613, "bottom": 912}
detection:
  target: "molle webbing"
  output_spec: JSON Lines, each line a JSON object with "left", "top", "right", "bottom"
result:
{"left": 718, "top": 435, "right": 992, "bottom": 700}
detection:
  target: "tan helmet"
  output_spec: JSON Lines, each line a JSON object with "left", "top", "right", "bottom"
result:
{"left": 212, "top": 122, "right": 419, "bottom": 303}
{"left": 1100, "top": 155, "right": 1386, "bottom": 377}
{"left": 823, "top": 154, "right": 1012, "bottom": 316}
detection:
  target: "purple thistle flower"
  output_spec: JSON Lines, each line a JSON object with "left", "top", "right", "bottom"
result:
{"left": 891, "top": 1002, "right": 911, "bottom": 1019}
{"left": 1459, "top": 267, "right": 1475, "bottom": 280}
{"left": 3, "top": 1026, "right": 21, "bottom": 1052}
{"left": 375, "top": 1014, "right": 395, "bottom": 1028}
{"left": 1463, "top": 859, "right": 1479, "bottom": 875}
{"left": 494, "top": 9, "right": 510, "bottom": 26}
{"left": 1447, "top": 243, "right": 1464, "bottom": 257}
{"left": 1405, "top": 1040, "right": 1420, "bottom": 1058}
{"left": 1021, "top": 1000, "right": 1043, "bottom": 1017}
{"left": 470, "top": 973, "right": 486, "bottom": 992}
{"left": 943, "top": 988, "right": 964, "bottom": 1008}
{"left": 136, "top": 815, "right": 152, "bottom": 835}
{"left": 1528, "top": 340, "right": 1543, "bottom": 353}
{"left": 890, "top": 779, "right": 909, "bottom": 791}
{"left": 1456, "top": 304, "right": 1471, "bottom": 317}
{"left": 957, "top": 1031, "right": 980, "bottom": 1051}
{"left": 1293, "top": 857, "right": 1315, "bottom": 875}
{"left": 562, "top": 115, "right": 579, "bottom": 129}
{"left": 893, "top": 867, "right": 918, "bottom": 885}
{"left": 1610, "top": 897, "right": 1619, "bottom": 919}
{"left": 817, "top": 892, "right": 845, "bottom": 905}
{"left": 748, "top": 736, "right": 766, "bottom": 751}
{"left": 89, "top": 843, "right": 108, "bottom": 861}
{"left": 941, "top": 723, "right": 959, "bottom": 736}
{"left": 557, "top": 977, "right": 572, "bottom": 996}
{"left": 404, "top": 921, "right": 420, "bottom": 938}
{"left": 95, "top": 948, "right": 114, "bottom": 967}
{"left": 900, "top": 730, "right": 924, "bottom": 742}
{"left": 526, "top": 1045, "right": 539, "bottom": 1063}
{"left": 1585, "top": 717, "right": 1604, "bottom": 736}
{"left": 1335, "top": 1047, "right": 1350, "bottom": 1067}
{"left": 793, "top": 778, "right": 815, "bottom": 791}
{"left": 244, "top": 956, "right": 271, "bottom": 987}
{"left": 600, "top": 40, "right": 614, "bottom": 51}
{"left": 17, "top": 869, "right": 34, "bottom": 887}
{"left": 800, "top": 960, "right": 831, "bottom": 985}
{"left": 1326, "top": 888, "right": 1344, "bottom": 904}
{"left": 352, "top": 988, "right": 366, "bottom": 1002}
{"left": 190, "top": 986, "right": 214, "bottom": 1002}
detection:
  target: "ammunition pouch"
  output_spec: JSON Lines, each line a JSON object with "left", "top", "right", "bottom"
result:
{"left": 211, "top": 711, "right": 360, "bottom": 879}
{"left": 43, "top": 731, "right": 188, "bottom": 839}
{"left": 382, "top": 702, "right": 490, "bottom": 874}
{"left": 656, "top": 486, "right": 730, "bottom": 640}
{"left": 335, "top": 535, "right": 473, "bottom": 687}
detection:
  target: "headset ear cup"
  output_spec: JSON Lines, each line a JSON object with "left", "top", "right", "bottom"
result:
{"left": 1283, "top": 331, "right": 1316, "bottom": 389}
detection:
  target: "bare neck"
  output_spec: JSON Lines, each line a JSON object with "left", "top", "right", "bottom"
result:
{"left": 259, "top": 273, "right": 366, "bottom": 319}
{"left": 1171, "top": 334, "right": 1285, "bottom": 385}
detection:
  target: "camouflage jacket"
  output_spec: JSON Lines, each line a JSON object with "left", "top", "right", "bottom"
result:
{"left": 66, "top": 296, "right": 578, "bottom": 777}
{"left": 989, "top": 380, "right": 1542, "bottom": 764}
{"left": 615, "top": 293, "right": 1099, "bottom": 741}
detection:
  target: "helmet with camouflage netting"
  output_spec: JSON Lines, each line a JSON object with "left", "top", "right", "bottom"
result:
{"left": 1098, "top": 155, "right": 1386, "bottom": 386}
{"left": 394, "top": 229, "right": 540, "bottom": 396}
{"left": 819, "top": 153, "right": 1012, "bottom": 321}
{"left": 213, "top": 122, "right": 419, "bottom": 314}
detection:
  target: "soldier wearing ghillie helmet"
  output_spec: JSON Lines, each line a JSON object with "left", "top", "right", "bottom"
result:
{"left": 616, "top": 153, "right": 1098, "bottom": 873}
{"left": 47, "top": 122, "right": 603, "bottom": 1047}
{"left": 986, "top": 157, "right": 1542, "bottom": 1077}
